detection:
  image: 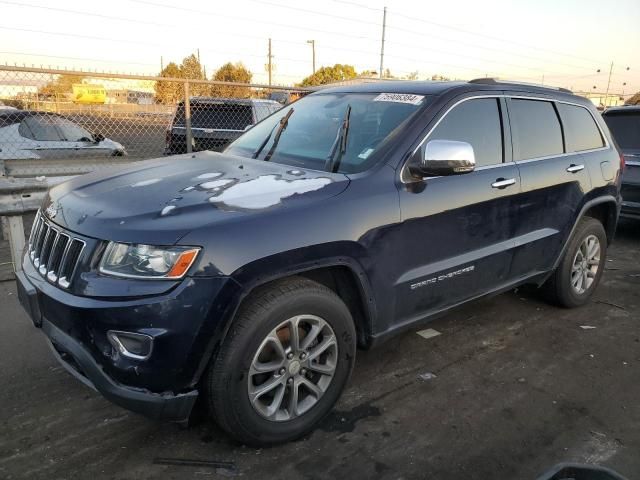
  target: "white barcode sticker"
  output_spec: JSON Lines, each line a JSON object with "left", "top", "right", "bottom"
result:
{"left": 373, "top": 93, "right": 424, "bottom": 105}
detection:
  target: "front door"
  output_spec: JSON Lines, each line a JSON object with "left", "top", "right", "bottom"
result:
{"left": 393, "top": 96, "right": 522, "bottom": 329}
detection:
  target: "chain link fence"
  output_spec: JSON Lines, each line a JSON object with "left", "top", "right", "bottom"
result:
{"left": 0, "top": 66, "right": 309, "bottom": 178}
{"left": 0, "top": 65, "right": 309, "bottom": 279}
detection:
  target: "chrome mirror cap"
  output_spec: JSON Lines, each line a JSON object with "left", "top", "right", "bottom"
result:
{"left": 422, "top": 139, "right": 476, "bottom": 175}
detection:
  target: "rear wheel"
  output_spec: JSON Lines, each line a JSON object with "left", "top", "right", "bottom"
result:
{"left": 206, "top": 277, "right": 356, "bottom": 446}
{"left": 541, "top": 217, "right": 607, "bottom": 308}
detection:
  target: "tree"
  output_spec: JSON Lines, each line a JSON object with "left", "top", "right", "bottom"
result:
{"left": 39, "top": 74, "right": 85, "bottom": 99}
{"left": 154, "top": 62, "right": 182, "bottom": 104}
{"left": 625, "top": 92, "right": 640, "bottom": 105}
{"left": 179, "top": 54, "right": 209, "bottom": 97}
{"left": 210, "top": 62, "right": 253, "bottom": 98}
{"left": 381, "top": 68, "right": 396, "bottom": 79}
{"left": 298, "top": 64, "right": 357, "bottom": 87}
{"left": 404, "top": 71, "right": 419, "bottom": 80}
{"left": 431, "top": 74, "right": 451, "bottom": 81}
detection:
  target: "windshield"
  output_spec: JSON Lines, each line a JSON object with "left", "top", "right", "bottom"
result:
{"left": 603, "top": 112, "right": 640, "bottom": 150}
{"left": 225, "top": 92, "right": 426, "bottom": 173}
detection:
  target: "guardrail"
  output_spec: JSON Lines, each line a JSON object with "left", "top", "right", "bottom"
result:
{"left": 0, "top": 177, "right": 64, "bottom": 274}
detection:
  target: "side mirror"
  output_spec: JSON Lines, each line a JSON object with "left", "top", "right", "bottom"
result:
{"left": 93, "top": 133, "right": 105, "bottom": 143}
{"left": 408, "top": 139, "right": 476, "bottom": 178}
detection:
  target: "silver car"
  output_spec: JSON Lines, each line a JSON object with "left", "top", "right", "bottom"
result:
{"left": 0, "top": 111, "right": 126, "bottom": 160}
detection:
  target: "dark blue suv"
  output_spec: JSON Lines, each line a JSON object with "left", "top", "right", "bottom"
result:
{"left": 16, "top": 79, "right": 622, "bottom": 445}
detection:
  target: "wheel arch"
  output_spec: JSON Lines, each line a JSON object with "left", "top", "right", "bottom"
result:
{"left": 191, "top": 251, "right": 377, "bottom": 386}
{"left": 552, "top": 195, "right": 619, "bottom": 271}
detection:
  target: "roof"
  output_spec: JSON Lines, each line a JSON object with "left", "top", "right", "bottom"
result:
{"left": 315, "top": 80, "right": 468, "bottom": 95}
{"left": 602, "top": 105, "right": 640, "bottom": 114}
{"left": 312, "top": 78, "right": 582, "bottom": 101}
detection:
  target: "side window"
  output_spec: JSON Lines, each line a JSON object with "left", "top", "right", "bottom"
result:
{"left": 19, "top": 116, "right": 64, "bottom": 141}
{"left": 427, "top": 98, "right": 503, "bottom": 167}
{"left": 509, "top": 99, "right": 563, "bottom": 160}
{"left": 557, "top": 103, "right": 604, "bottom": 152}
{"left": 52, "top": 116, "right": 93, "bottom": 142}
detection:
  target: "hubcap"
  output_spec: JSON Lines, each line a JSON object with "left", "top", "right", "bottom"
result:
{"left": 571, "top": 234, "right": 601, "bottom": 295}
{"left": 248, "top": 315, "right": 338, "bottom": 422}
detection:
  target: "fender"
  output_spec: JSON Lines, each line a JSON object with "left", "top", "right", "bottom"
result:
{"left": 189, "top": 244, "right": 377, "bottom": 386}
{"left": 550, "top": 195, "right": 620, "bottom": 272}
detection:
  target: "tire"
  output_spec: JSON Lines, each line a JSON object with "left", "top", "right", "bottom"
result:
{"left": 206, "top": 276, "right": 356, "bottom": 446}
{"left": 541, "top": 217, "right": 607, "bottom": 308}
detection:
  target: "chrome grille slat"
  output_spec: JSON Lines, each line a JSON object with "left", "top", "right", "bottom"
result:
{"left": 27, "top": 213, "right": 86, "bottom": 289}
{"left": 38, "top": 227, "right": 57, "bottom": 275}
{"left": 33, "top": 223, "right": 49, "bottom": 268}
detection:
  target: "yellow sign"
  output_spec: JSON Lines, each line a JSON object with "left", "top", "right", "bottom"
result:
{"left": 72, "top": 84, "right": 106, "bottom": 104}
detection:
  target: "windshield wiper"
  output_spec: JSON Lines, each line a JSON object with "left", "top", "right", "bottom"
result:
{"left": 325, "top": 105, "right": 351, "bottom": 173}
{"left": 251, "top": 108, "right": 294, "bottom": 161}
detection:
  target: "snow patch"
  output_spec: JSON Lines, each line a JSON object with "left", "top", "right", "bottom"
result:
{"left": 196, "top": 172, "right": 223, "bottom": 179}
{"left": 131, "top": 178, "right": 161, "bottom": 187}
{"left": 199, "top": 179, "right": 235, "bottom": 190}
{"left": 209, "top": 175, "right": 332, "bottom": 210}
{"left": 160, "top": 205, "right": 176, "bottom": 216}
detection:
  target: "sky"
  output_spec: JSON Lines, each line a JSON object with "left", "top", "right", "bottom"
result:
{"left": 1, "top": 0, "right": 639, "bottom": 95}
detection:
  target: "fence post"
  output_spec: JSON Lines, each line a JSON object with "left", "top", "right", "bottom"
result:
{"left": 184, "top": 81, "right": 193, "bottom": 153}
{"left": 6, "top": 216, "right": 25, "bottom": 273}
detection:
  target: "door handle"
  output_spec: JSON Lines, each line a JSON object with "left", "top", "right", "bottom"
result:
{"left": 566, "top": 164, "right": 585, "bottom": 173}
{"left": 491, "top": 178, "right": 516, "bottom": 189}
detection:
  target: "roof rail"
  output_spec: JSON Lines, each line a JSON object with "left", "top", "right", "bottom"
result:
{"left": 468, "top": 78, "right": 573, "bottom": 94}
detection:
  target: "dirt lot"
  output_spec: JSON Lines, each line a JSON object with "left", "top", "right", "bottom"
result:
{"left": 0, "top": 220, "right": 639, "bottom": 480}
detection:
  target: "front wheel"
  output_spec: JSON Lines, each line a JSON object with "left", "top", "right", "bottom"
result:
{"left": 541, "top": 217, "right": 607, "bottom": 308}
{"left": 206, "top": 277, "right": 356, "bottom": 446}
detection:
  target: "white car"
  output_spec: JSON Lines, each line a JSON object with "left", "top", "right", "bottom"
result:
{"left": 0, "top": 111, "right": 126, "bottom": 160}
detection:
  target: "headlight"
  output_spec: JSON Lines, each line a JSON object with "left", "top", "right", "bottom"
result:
{"left": 99, "top": 242, "right": 200, "bottom": 279}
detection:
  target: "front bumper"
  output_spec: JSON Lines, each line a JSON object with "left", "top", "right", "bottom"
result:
{"left": 15, "top": 261, "right": 234, "bottom": 421}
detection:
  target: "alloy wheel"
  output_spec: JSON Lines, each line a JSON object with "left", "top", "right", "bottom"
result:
{"left": 248, "top": 315, "right": 338, "bottom": 422}
{"left": 571, "top": 234, "right": 601, "bottom": 295}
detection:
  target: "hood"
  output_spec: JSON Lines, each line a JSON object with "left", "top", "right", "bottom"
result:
{"left": 46, "top": 151, "right": 349, "bottom": 245}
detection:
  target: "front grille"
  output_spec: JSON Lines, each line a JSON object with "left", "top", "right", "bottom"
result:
{"left": 28, "top": 212, "right": 85, "bottom": 289}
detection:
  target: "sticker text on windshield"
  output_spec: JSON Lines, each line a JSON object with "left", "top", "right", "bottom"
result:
{"left": 373, "top": 93, "right": 425, "bottom": 105}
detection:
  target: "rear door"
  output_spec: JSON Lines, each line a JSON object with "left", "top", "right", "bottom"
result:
{"left": 394, "top": 96, "right": 522, "bottom": 326}
{"left": 602, "top": 109, "right": 640, "bottom": 216}
{"left": 507, "top": 97, "right": 594, "bottom": 278}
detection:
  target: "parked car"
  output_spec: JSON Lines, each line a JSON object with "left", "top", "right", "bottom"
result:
{"left": 17, "top": 79, "right": 622, "bottom": 446}
{"left": 0, "top": 111, "right": 126, "bottom": 160}
{"left": 164, "top": 97, "right": 282, "bottom": 154}
{"left": 601, "top": 105, "right": 640, "bottom": 219}
{"left": 0, "top": 100, "right": 18, "bottom": 111}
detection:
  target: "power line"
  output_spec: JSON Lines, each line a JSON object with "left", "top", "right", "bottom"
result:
{"left": 0, "top": 26, "right": 313, "bottom": 65}
{"left": 328, "top": 0, "right": 607, "bottom": 66}
{"left": 0, "top": 51, "right": 158, "bottom": 68}
{"left": 129, "top": 0, "right": 379, "bottom": 42}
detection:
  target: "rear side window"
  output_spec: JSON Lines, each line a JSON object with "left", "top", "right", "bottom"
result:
{"left": 557, "top": 103, "right": 604, "bottom": 152}
{"left": 603, "top": 112, "right": 640, "bottom": 150}
{"left": 427, "top": 98, "right": 503, "bottom": 167}
{"left": 509, "top": 99, "right": 563, "bottom": 160}
{"left": 19, "top": 116, "right": 64, "bottom": 141}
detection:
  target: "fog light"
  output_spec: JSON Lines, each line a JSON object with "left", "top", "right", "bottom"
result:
{"left": 107, "top": 330, "right": 153, "bottom": 360}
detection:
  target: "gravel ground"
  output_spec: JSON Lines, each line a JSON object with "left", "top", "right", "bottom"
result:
{"left": 0, "top": 220, "right": 638, "bottom": 480}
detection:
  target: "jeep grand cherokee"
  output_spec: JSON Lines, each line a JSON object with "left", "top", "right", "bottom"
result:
{"left": 17, "top": 79, "right": 622, "bottom": 446}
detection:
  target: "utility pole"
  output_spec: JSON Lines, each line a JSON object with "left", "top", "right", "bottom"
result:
{"left": 197, "top": 48, "right": 204, "bottom": 78}
{"left": 379, "top": 6, "right": 387, "bottom": 79}
{"left": 307, "top": 39, "right": 316, "bottom": 74}
{"left": 160, "top": 56, "right": 163, "bottom": 72}
{"left": 268, "top": 38, "right": 273, "bottom": 86}
{"left": 604, "top": 61, "right": 613, "bottom": 108}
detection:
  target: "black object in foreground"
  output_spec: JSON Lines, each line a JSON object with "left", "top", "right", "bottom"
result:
{"left": 536, "top": 463, "right": 628, "bottom": 480}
